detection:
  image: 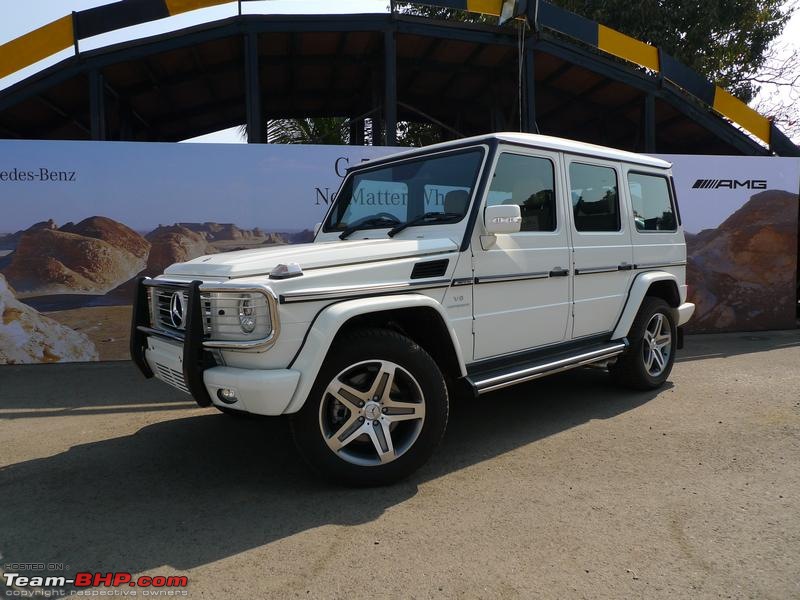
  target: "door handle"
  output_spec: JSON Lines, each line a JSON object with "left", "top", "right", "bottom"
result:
{"left": 549, "top": 268, "right": 570, "bottom": 277}
{"left": 617, "top": 263, "right": 634, "bottom": 271}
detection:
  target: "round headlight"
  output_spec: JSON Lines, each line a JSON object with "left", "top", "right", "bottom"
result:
{"left": 238, "top": 297, "right": 257, "bottom": 333}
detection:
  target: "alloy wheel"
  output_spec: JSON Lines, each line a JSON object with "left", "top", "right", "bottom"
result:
{"left": 318, "top": 359, "right": 426, "bottom": 467}
{"left": 642, "top": 312, "right": 672, "bottom": 377}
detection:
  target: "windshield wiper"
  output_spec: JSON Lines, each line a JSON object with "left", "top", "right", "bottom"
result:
{"left": 387, "top": 212, "right": 463, "bottom": 237}
{"left": 339, "top": 216, "right": 400, "bottom": 240}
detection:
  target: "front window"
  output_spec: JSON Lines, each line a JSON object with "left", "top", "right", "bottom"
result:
{"left": 487, "top": 153, "right": 557, "bottom": 232}
{"left": 324, "top": 148, "right": 484, "bottom": 233}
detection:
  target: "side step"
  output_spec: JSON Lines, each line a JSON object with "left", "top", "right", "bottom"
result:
{"left": 466, "top": 340, "right": 628, "bottom": 395}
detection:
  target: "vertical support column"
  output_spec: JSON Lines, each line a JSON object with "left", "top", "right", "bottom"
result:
{"left": 524, "top": 44, "right": 537, "bottom": 133}
{"left": 244, "top": 32, "right": 265, "bottom": 144}
{"left": 384, "top": 28, "right": 397, "bottom": 146}
{"left": 349, "top": 119, "right": 365, "bottom": 145}
{"left": 89, "top": 69, "right": 106, "bottom": 141}
{"left": 644, "top": 93, "right": 656, "bottom": 153}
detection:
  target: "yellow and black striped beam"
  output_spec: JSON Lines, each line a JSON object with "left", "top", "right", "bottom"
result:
{"left": 0, "top": 0, "right": 233, "bottom": 81}
{"left": 0, "top": 0, "right": 781, "bottom": 150}
{"left": 0, "top": 15, "right": 74, "bottom": 81}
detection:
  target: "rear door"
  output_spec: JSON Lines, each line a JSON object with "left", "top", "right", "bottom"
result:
{"left": 624, "top": 168, "right": 685, "bottom": 272}
{"left": 566, "top": 157, "right": 635, "bottom": 339}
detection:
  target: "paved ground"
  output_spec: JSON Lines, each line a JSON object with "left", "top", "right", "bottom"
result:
{"left": 1, "top": 330, "right": 799, "bottom": 599}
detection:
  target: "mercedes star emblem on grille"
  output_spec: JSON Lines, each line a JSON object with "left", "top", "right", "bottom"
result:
{"left": 169, "top": 291, "right": 186, "bottom": 329}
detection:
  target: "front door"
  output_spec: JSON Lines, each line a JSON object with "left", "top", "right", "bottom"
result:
{"left": 472, "top": 149, "right": 572, "bottom": 360}
{"left": 565, "top": 156, "right": 634, "bottom": 339}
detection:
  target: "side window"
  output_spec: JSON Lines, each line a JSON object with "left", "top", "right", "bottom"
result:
{"left": 569, "top": 163, "right": 620, "bottom": 232}
{"left": 487, "top": 153, "right": 556, "bottom": 232}
{"left": 627, "top": 172, "right": 677, "bottom": 232}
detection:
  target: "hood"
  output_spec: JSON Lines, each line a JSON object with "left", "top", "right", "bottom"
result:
{"left": 163, "top": 238, "right": 459, "bottom": 278}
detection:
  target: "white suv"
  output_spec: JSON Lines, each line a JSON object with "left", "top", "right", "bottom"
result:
{"left": 131, "top": 133, "right": 695, "bottom": 486}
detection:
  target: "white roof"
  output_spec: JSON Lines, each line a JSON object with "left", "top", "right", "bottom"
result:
{"left": 368, "top": 132, "right": 672, "bottom": 170}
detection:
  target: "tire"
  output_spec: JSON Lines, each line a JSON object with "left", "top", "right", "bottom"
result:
{"left": 610, "top": 297, "right": 677, "bottom": 390}
{"left": 290, "top": 328, "right": 449, "bottom": 487}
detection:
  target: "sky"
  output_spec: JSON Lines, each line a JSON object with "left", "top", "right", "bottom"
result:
{"left": 0, "top": 0, "right": 797, "bottom": 144}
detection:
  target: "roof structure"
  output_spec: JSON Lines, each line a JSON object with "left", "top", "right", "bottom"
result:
{"left": 0, "top": 0, "right": 796, "bottom": 156}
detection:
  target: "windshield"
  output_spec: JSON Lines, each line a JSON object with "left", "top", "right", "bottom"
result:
{"left": 324, "top": 148, "right": 484, "bottom": 234}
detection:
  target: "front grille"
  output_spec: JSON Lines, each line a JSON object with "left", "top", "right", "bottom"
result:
{"left": 150, "top": 287, "right": 213, "bottom": 337}
{"left": 147, "top": 283, "right": 273, "bottom": 346}
{"left": 154, "top": 362, "right": 189, "bottom": 394}
{"left": 154, "top": 288, "right": 187, "bottom": 332}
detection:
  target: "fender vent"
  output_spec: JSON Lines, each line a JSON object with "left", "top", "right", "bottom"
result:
{"left": 411, "top": 259, "right": 449, "bottom": 279}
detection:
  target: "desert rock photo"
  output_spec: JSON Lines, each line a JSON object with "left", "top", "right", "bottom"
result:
{"left": 2, "top": 218, "right": 150, "bottom": 296}
{"left": 0, "top": 274, "right": 98, "bottom": 363}
{"left": 686, "top": 190, "right": 799, "bottom": 332}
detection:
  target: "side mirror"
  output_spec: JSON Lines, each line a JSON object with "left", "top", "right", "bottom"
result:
{"left": 484, "top": 204, "right": 522, "bottom": 234}
{"left": 313, "top": 222, "right": 322, "bottom": 235}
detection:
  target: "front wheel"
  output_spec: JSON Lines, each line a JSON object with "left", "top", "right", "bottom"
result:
{"left": 610, "top": 297, "right": 677, "bottom": 390}
{"left": 290, "top": 328, "right": 449, "bottom": 486}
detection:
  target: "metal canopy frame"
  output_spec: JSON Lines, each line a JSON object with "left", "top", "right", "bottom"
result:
{"left": 0, "top": 10, "right": 795, "bottom": 156}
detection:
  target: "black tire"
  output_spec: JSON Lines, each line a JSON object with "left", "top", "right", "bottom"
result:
{"left": 610, "top": 297, "right": 677, "bottom": 390}
{"left": 290, "top": 328, "right": 449, "bottom": 487}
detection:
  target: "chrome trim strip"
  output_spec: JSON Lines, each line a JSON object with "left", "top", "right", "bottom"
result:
{"left": 635, "top": 261, "right": 687, "bottom": 269}
{"left": 474, "top": 342, "right": 628, "bottom": 394}
{"left": 474, "top": 271, "right": 550, "bottom": 284}
{"left": 451, "top": 277, "right": 474, "bottom": 287}
{"left": 279, "top": 279, "right": 451, "bottom": 304}
{"left": 575, "top": 266, "right": 619, "bottom": 275}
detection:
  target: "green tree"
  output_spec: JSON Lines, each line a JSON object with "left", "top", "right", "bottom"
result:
{"left": 265, "top": 117, "right": 349, "bottom": 144}
{"left": 556, "top": 0, "right": 791, "bottom": 103}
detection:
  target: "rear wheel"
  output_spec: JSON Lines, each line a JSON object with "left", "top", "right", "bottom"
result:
{"left": 290, "top": 328, "right": 448, "bottom": 486}
{"left": 611, "top": 297, "right": 677, "bottom": 390}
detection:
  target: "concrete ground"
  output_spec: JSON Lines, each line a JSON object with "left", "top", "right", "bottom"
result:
{"left": 0, "top": 330, "right": 798, "bottom": 599}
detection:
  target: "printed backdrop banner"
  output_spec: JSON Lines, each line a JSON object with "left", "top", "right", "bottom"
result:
{"left": 0, "top": 140, "right": 797, "bottom": 364}
{"left": 661, "top": 155, "right": 800, "bottom": 333}
{"left": 0, "top": 140, "right": 395, "bottom": 364}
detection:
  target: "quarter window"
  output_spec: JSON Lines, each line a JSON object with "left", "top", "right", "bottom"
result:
{"left": 569, "top": 163, "right": 620, "bottom": 232}
{"left": 487, "top": 153, "right": 556, "bottom": 232}
{"left": 627, "top": 173, "right": 677, "bottom": 232}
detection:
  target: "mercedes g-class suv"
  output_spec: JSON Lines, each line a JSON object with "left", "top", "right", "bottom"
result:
{"left": 131, "top": 133, "right": 695, "bottom": 486}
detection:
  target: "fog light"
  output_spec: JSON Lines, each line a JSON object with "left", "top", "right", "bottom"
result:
{"left": 217, "top": 388, "right": 238, "bottom": 404}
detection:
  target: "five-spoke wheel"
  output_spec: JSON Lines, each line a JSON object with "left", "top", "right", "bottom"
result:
{"left": 611, "top": 297, "right": 677, "bottom": 390}
{"left": 642, "top": 312, "right": 672, "bottom": 377}
{"left": 291, "top": 328, "right": 448, "bottom": 486}
{"left": 320, "top": 360, "right": 426, "bottom": 466}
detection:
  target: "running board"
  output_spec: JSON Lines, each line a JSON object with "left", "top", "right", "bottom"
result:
{"left": 467, "top": 340, "right": 629, "bottom": 395}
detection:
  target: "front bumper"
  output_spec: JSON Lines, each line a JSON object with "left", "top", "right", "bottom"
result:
{"left": 677, "top": 302, "right": 695, "bottom": 326}
{"left": 130, "top": 277, "right": 299, "bottom": 416}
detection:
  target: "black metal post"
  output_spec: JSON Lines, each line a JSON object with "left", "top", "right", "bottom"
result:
{"left": 524, "top": 44, "right": 537, "bottom": 133}
{"left": 244, "top": 32, "right": 265, "bottom": 143}
{"left": 349, "top": 119, "right": 364, "bottom": 145}
{"left": 384, "top": 28, "right": 397, "bottom": 146}
{"left": 644, "top": 92, "right": 656, "bottom": 152}
{"left": 89, "top": 69, "right": 106, "bottom": 140}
